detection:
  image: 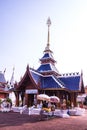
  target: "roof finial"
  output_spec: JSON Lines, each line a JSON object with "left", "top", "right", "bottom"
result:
{"left": 13, "top": 67, "right": 15, "bottom": 72}
{"left": 10, "top": 67, "right": 15, "bottom": 88}
{"left": 3, "top": 68, "right": 6, "bottom": 74}
{"left": 47, "top": 17, "right": 51, "bottom": 48}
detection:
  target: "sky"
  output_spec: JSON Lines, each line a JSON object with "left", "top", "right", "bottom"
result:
{"left": 0, "top": 0, "right": 87, "bottom": 85}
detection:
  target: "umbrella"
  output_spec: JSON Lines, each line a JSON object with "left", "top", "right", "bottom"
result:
{"left": 50, "top": 96, "right": 60, "bottom": 103}
{"left": 37, "top": 94, "right": 50, "bottom": 101}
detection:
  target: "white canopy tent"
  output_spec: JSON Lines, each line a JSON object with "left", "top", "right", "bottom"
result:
{"left": 77, "top": 94, "right": 87, "bottom": 102}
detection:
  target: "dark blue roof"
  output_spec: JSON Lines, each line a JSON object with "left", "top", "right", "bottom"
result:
{"left": 30, "top": 69, "right": 81, "bottom": 91}
{"left": 30, "top": 69, "right": 64, "bottom": 89}
{"left": 37, "top": 63, "right": 58, "bottom": 73}
{"left": 30, "top": 69, "right": 41, "bottom": 85}
{"left": 37, "top": 64, "right": 51, "bottom": 71}
{"left": 0, "top": 72, "right": 6, "bottom": 83}
{"left": 41, "top": 53, "right": 54, "bottom": 60}
{"left": 58, "top": 75, "right": 80, "bottom": 91}
{"left": 40, "top": 76, "right": 65, "bottom": 89}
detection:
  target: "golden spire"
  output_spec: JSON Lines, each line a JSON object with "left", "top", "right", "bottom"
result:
{"left": 47, "top": 17, "right": 51, "bottom": 48}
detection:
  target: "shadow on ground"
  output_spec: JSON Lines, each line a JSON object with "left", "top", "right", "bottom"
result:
{"left": 0, "top": 112, "right": 43, "bottom": 128}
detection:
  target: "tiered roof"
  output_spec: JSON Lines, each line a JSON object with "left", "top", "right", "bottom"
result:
{"left": 0, "top": 71, "right": 9, "bottom": 94}
{"left": 37, "top": 18, "right": 60, "bottom": 76}
{"left": 17, "top": 18, "right": 84, "bottom": 93}
{"left": 0, "top": 71, "right": 6, "bottom": 84}
{"left": 29, "top": 68, "right": 83, "bottom": 92}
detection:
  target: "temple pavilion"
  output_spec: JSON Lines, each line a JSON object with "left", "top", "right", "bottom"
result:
{"left": 14, "top": 18, "right": 84, "bottom": 107}
{"left": 0, "top": 71, "right": 9, "bottom": 99}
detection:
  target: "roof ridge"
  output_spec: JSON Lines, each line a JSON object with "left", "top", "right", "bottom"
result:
{"left": 52, "top": 75, "right": 65, "bottom": 88}
{"left": 59, "top": 72, "right": 80, "bottom": 77}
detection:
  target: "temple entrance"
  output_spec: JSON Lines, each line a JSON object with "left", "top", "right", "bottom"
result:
{"left": 28, "top": 94, "right": 34, "bottom": 107}
{"left": 25, "top": 89, "right": 38, "bottom": 107}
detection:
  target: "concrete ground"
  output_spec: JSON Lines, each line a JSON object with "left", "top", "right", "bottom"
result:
{"left": 0, "top": 110, "right": 87, "bottom": 130}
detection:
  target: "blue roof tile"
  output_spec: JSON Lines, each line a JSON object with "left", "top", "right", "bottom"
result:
{"left": 30, "top": 69, "right": 41, "bottom": 85}
{"left": 40, "top": 76, "right": 64, "bottom": 89}
{"left": 58, "top": 75, "right": 80, "bottom": 91}
{"left": 30, "top": 69, "right": 64, "bottom": 89}
{"left": 41, "top": 53, "right": 54, "bottom": 60}
{"left": 29, "top": 69, "right": 81, "bottom": 91}
{"left": 0, "top": 72, "right": 6, "bottom": 83}
{"left": 37, "top": 64, "right": 51, "bottom": 72}
{"left": 37, "top": 63, "right": 58, "bottom": 73}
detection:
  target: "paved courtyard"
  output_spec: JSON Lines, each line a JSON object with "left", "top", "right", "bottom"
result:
{"left": 0, "top": 110, "right": 87, "bottom": 130}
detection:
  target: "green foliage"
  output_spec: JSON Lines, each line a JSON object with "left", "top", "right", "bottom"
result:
{"left": 6, "top": 98, "right": 12, "bottom": 103}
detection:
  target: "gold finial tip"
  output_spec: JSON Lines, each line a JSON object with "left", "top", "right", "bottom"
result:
{"left": 47, "top": 17, "right": 51, "bottom": 27}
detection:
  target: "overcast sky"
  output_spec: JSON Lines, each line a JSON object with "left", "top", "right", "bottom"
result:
{"left": 0, "top": 0, "right": 87, "bottom": 85}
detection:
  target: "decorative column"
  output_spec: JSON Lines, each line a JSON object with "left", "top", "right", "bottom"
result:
{"left": 74, "top": 93, "right": 77, "bottom": 107}
{"left": 20, "top": 91, "right": 25, "bottom": 106}
{"left": 70, "top": 92, "right": 77, "bottom": 107}
{"left": 15, "top": 91, "right": 19, "bottom": 106}
{"left": 25, "top": 93, "right": 29, "bottom": 107}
